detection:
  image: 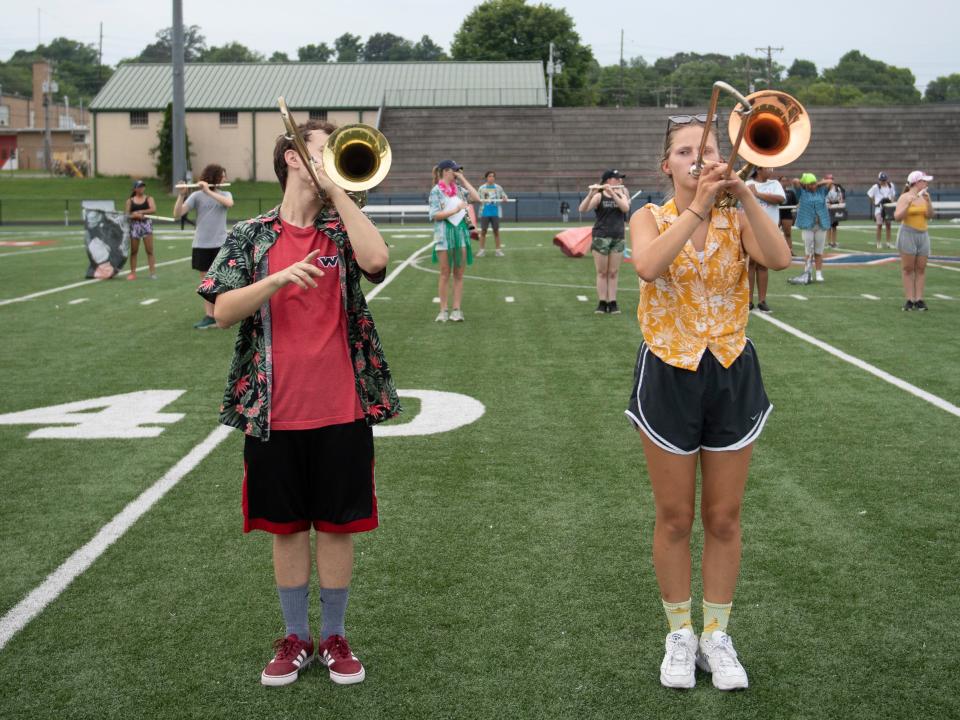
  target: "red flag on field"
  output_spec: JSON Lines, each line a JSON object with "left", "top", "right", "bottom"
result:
{"left": 553, "top": 226, "right": 592, "bottom": 257}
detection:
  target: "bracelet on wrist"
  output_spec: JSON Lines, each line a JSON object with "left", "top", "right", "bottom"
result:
{"left": 687, "top": 206, "right": 705, "bottom": 222}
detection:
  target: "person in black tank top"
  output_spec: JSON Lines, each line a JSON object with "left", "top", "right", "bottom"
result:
{"left": 578, "top": 169, "right": 631, "bottom": 314}
{"left": 125, "top": 180, "right": 157, "bottom": 279}
{"left": 777, "top": 175, "right": 796, "bottom": 253}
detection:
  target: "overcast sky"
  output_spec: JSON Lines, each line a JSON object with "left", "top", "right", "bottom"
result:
{"left": 1, "top": 0, "right": 955, "bottom": 91}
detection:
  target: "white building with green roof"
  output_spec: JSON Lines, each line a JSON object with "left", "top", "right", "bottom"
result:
{"left": 89, "top": 61, "right": 546, "bottom": 180}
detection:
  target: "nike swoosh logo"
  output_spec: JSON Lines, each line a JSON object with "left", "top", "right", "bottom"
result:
{"left": 749, "top": 413, "right": 760, "bottom": 422}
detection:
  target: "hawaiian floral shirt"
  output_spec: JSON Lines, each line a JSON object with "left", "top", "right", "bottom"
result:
{"left": 197, "top": 205, "right": 401, "bottom": 440}
{"left": 638, "top": 199, "right": 749, "bottom": 370}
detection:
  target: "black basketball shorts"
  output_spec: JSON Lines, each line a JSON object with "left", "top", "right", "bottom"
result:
{"left": 242, "top": 419, "right": 377, "bottom": 534}
{"left": 625, "top": 340, "right": 772, "bottom": 455}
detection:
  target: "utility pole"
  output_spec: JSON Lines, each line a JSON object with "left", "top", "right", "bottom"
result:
{"left": 42, "top": 70, "right": 56, "bottom": 173}
{"left": 755, "top": 45, "right": 784, "bottom": 87}
{"left": 547, "top": 42, "right": 554, "bottom": 108}
{"left": 98, "top": 23, "right": 103, "bottom": 82}
{"left": 618, "top": 29, "right": 624, "bottom": 108}
{"left": 172, "top": 0, "right": 187, "bottom": 191}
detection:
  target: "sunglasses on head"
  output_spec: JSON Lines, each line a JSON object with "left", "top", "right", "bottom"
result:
{"left": 667, "top": 114, "right": 720, "bottom": 129}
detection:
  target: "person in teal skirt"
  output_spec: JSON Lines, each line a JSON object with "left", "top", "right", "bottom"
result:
{"left": 428, "top": 159, "right": 481, "bottom": 322}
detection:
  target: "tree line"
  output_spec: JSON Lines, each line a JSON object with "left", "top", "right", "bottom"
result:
{"left": 1, "top": 0, "right": 957, "bottom": 109}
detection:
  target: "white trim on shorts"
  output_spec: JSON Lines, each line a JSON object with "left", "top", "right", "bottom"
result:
{"left": 625, "top": 338, "right": 772, "bottom": 455}
{"left": 624, "top": 344, "right": 699, "bottom": 456}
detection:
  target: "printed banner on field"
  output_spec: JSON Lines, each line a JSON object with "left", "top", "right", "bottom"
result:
{"left": 82, "top": 201, "right": 129, "bottom": 279}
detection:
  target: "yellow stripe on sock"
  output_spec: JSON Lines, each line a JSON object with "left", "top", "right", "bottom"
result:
{"left": 702, "top": 599, "right": 732, "bottom": 635}
{"left": 662, "top": 598, "right": 693, "bottom": 632}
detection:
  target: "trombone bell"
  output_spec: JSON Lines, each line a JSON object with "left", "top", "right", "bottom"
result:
{"left": 322, "top": 124, "right": 392, "bottom": 193}
{"left": 728, "top": 90, "right": 810, "bottom": 169}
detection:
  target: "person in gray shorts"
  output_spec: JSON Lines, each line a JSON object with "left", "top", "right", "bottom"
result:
{"left": 578, "top": 169, "right": 630, "bottom": 314}
{"left": 175, "top": 164, "right": 234, "bottom": 328}
{"left": 893, "top": 170, "right": 935, "bottom": 311}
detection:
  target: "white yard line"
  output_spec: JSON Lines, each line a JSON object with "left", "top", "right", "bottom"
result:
{"left": 789, "top": 294, "right": 808, "bottom": 301}
{"left": 0, "top": 425, "right": 234, "bottom": 651}
{"left": 0, "top": 239, "right": 433, "bottom": 651}
{"left": 140, "top": 298, "right": 159, "bottom": 306}
{"left": 0, "top": 256, "right": 190, "bottom": 307}
{"left": 934, "top": 293, "right": 953, "bottom": 300}
{"left": 753, "top": 312, "right": 960, "bottom": 419}
{"left": 861, "top": 294, "right": 880, "bottom": 300}
{"left": 366, "top": 241, "right": 434, "bottom": 301}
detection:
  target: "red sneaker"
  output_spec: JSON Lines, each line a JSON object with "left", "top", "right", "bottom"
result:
{"left": 260, "top": 634, "right": 314, "bottom": 687}
{"left": 318, "top": 635, "right": 365, "bottom": 684}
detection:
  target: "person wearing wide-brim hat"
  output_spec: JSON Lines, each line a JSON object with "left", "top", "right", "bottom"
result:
{"left": 790, "top": 172, "right": 834, "bottom": 282}
{"left": 893, "top": 170, "right": 935, "bottom": 311}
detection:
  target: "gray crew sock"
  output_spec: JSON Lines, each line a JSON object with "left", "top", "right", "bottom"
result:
{"left": 277, "top": 583, "right": 311, "bottom": 641}
{"left": 320, "top": 587, "right": 350, "bottom": 640}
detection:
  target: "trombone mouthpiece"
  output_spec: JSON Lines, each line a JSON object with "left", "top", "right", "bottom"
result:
{"left": 689, "top": 163, "right": 702, "bottom": 178}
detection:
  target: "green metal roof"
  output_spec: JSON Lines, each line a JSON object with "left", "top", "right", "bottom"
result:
{"left": 90, "top": 61, "right": 547, "bottom": 111}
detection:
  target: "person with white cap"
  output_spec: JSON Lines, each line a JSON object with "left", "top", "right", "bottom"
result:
{"left": 866, "top": 172, "right": 897, "bottom": 249}
{"left": 893, "top": 170, "right": 935, "bottom": 311}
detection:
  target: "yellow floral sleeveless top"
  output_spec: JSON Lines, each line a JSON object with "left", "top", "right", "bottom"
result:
{"left": 638, "top": 199, "right": 750, "bottom": 370}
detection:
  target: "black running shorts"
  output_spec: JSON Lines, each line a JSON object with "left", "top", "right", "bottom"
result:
{"left": 192, "top": 247, "right": 220, "bottom": 273}
{"left": 242, "top": 420, "right": 377, "bottom": 534}
{"left": 625, "top": 341, "right": 772, "bottom": 455}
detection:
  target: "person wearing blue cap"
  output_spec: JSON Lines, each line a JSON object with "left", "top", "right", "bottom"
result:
{"left": 867, "top": 172, "right": 897, "bottom": 249}
{"left": 428, "top": 160, "right": 481, "bottom": 322}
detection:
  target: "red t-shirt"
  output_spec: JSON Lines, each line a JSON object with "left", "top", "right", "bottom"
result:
{"left": 267, "top": 219, "right": 364, "bottom": 430}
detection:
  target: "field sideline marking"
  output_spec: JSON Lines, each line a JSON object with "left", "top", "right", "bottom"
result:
{"left": 0, "top": 425, "right": 233, "bottom": 651}
{"left": 0, "top": 257, "right": 191, "bottom": 307}
{"left": 0, "top": 240, "right": 431, "bottom": 651}
{"left": 753, "top": 312, "right": 960, "bottom": 419}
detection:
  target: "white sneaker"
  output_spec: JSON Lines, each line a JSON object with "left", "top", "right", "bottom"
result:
{"left": 886, "top": 242, "right": 895, "bottom": 249}
{"left": 494, "top": 249, "right": 505, "bottom": 257}
{"left": 435, "top": 309, "right": 449, "bottom": 322}
{"left": 660, "top": 628, "right": 698, "bottom": 689}
{"left": 696, "top": 631, "right": 748, "bottom": 690}
{"left": 475, "top": 249, "right": 486, "bottom": 257}
{"left": 449, "top": 309, "right": 464, "bottom": 322}
{"left": 815, "top": 271, "right": 824, "bottom": 282}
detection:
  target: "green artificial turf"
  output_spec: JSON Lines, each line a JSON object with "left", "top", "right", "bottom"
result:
{"left": 0, "top": 222, "right": 958, "bottom": 719}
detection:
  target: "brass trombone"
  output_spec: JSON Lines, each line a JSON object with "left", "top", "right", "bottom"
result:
{"left": 278, "top": 97, "right": 392, "bottom": 205}
{"left": 691, "top": 81, "right": 810, "bottom": 207}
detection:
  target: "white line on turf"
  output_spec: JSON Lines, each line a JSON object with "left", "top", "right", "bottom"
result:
{"left": 0, "top": 240, "right": 432, "bottom": 651}
{"left": 752, "top": 312, "right": 960, "bottom": 419}
{"left": 790, "top": 294, "right": 808, "bottom": 301}
{"left": 68, "top": 298, "right": 88, "bottom": 305}
{"left": 929, "top": 263, "right": 960, "bottom": 273}
{"left": 0, "top": 424, "right": 234, "bottom": 651}
{"left": 934, "top": 293, "right": 953, "bottom": 300}
{"left": 505, "top": 296, "right": 515, "bottom": 303}
{"left": 861, "top": 294, "right": 880, "bottom": 300}
{"left": 577, "top": 295, "right": 588, "bottom": 302}
{"left": 366, "top": 242, "right": 433, "bottom": 302}
{"left": 0, "top": 257, "right": 190, "bottom": 307}
{"left": 140, "top": 298, "right": 159, "bottom": 306}
{"left": 0, "top": 245, "right": 85, "bottom": 259}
